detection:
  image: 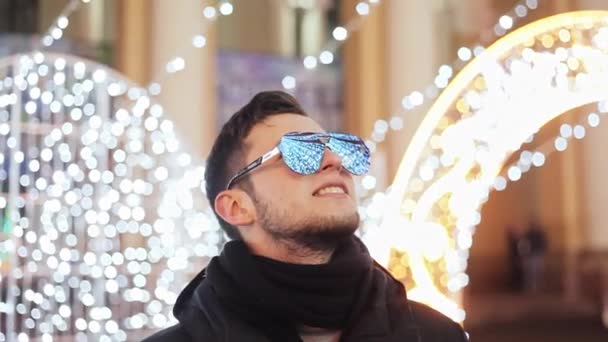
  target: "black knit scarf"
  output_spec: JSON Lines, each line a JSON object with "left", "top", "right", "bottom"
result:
{"left": 202, "top": 236, "right": 376, "bottom": 341}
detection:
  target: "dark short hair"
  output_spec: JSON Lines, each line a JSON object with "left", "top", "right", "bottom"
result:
{"left": 205, "top": 91, "right": 308, "bottom": 239}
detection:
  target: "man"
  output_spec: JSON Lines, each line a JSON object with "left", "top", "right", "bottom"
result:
{"left": 144, "top": 91, "right": 467, "bottom": 341}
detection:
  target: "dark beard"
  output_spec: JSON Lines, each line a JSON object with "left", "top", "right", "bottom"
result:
{"left": 262, "top": 213, "right": 360, "bottom": 252}
{"left": 251, "top": 190, "right": 360, "bottom": 253}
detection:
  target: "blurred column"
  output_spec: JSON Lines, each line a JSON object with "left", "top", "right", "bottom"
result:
{"left": 217, "top": 0, "right": 297, "bottom": 57}
{"left": 384, "top": 0, "right": 445, "bottom": 180}
{"left": 383, "top": 0, "right": 499, "bottom": 180}
{"left": 117, "top": 0, "right": 219, "bottom": 157}
{"left": 149, "top": 0, "right": 217, "bottom": 158}
{"left": 297, "top": 1, "right": 327, "bottom": 57}
{"left": 114, "top": 1, "right": 153, "bottom": 254}
{"left": 116, "top": 0, "right": 150, "bottom": 85}
{"left": 341, "top": 0, "right": 389, "bottom": 187}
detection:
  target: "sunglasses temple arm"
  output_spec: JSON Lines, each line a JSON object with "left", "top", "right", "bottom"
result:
{"left": 261, "top": 146, "right": 280, "bottom": 163}
{"left": 225, "top": 147, "right": 280, "bottom": 189}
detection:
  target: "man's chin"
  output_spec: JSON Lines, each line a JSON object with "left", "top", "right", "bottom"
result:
{"left": 257, "top": 201, "right": 360, "bottom": 252}
{"left": 291, "top": 215, "right": 360, "bottom": 250}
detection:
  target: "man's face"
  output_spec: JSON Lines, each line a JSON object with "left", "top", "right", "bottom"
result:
{"left": 241, "top": 113, "right": 360, "bottom": 249}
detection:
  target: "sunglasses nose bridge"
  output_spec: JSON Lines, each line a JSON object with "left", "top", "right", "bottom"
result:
{"left": 318, "top": 145, "right": 343, "bottom": 172}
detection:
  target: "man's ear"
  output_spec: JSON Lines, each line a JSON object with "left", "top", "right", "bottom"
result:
{"left": 214, "top": 189, "right": 255, "bottom": 227}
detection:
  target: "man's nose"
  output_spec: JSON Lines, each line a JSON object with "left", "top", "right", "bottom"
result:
{"left": 319, "top": 148, "right": 343, "bottom": 172}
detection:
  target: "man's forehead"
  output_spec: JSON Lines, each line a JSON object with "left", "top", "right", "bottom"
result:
{"left": 245, "top": 114, "right": 324, "bottom": 151}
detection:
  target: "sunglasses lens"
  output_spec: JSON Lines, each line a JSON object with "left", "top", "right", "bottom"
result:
{"left": 279, "top": 132, "right": 370, "bottom": 176}
{"left": 328, "top": 134, "right": 370, "bottom": 175}
{"left": 279, "top": 136, "right": 324, "bottom": 174}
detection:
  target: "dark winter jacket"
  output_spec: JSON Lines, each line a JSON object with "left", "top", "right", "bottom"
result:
{"left": 143, "top": 265, "right": 467, "bottom": 341}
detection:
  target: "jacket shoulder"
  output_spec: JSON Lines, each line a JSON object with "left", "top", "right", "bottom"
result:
{"left": 408, "top": 300, "right": 468, "bottom": 341}
{"left": 141, "top": 323, "right": 192, "bottom": 342}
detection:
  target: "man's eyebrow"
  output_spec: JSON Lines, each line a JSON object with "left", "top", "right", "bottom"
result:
{"left": 259, "top": 121, "right": 277, "bottom": 128}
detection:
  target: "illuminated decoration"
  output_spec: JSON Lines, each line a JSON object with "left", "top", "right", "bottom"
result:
{"left": 493, "top": 109, "right": 602, "bottom": 191}
{"left": 0, "top": 53, "right": 218, "bottom": 341}
{"left": 1, "top": 2, "right": 586, "bottom": 340}
{"left": 359, "top": 0, "right": 541, "bottom": 197}
{"left": 362, "top": 11, "right": 608, "bottom": 322}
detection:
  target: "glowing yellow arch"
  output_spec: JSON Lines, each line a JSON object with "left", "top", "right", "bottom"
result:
{"left": 372, "top": 11, "right": 608, "bottom": 321}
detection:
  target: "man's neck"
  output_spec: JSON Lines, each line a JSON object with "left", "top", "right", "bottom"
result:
{"left": 249, "top": 236, "right": 335, "bottom": 265}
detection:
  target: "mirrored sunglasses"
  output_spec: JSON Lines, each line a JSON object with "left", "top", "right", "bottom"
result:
{"left": 225, "top": 131, "right": 371, "bottom": 189}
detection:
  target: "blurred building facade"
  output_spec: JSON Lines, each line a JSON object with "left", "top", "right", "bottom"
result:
{"left": 2, "top": 0, "right": 608, "bottom": 325}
